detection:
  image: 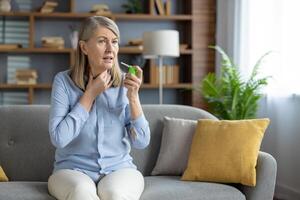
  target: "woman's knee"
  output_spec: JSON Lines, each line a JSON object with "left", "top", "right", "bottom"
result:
{"left": 69, "top": 183, "right": 99, "bottom": 200}
{"left": 99, "top": 189, "right": 130, "bottom": 200}
{"left": 48, "top": 169, "right": 99, "bottom": 200}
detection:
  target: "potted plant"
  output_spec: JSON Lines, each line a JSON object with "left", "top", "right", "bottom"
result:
{"left": 199, "top": 45, "right": 271, "bottom": 120}
{"left": 122, "top": 0, "right": 143, "bottom": 13}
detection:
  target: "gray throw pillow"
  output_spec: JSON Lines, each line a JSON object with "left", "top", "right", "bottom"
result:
{"left": 151, "top": 116, "right": 197, "bottom": 175}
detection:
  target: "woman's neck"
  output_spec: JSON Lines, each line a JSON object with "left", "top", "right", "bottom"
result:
{"left": 90, "top": 66, "right": 106, "bottom": 79}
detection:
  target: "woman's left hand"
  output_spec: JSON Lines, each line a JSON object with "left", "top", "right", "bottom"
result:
{"left": 123, "top": 65, "right": 143, "bottom": 101}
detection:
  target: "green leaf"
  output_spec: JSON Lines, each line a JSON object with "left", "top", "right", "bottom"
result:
{"left": 199, "top": 45, "right": 271, "bottom": 119}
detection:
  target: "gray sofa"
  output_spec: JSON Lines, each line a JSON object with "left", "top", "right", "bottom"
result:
{"left": 0, "top": 105, "right": 277, "bottom": 200}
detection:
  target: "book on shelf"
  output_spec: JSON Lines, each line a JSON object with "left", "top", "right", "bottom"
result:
{"left": 7, "top": 56, "right": 30, "bottom": 84}
{"left": 128, "top": 39, "right": 143, "bottom": 46}
{"left": 121, "top": 45, "right": 143, "bottom": 52}
{"left": 41, "top": 36, "right": 65, "bottom": 49}
{"left": 150, "top": 64, "right": 179, "bottom": 85}
{"left": 16, "top": 69, "right": 38, "bottom": 78}
{"left": 165, "top": 0, "right": 171, "bottom": 15}
{"left": 180, "top": 44, "right": 189, "bottom": 51}
{"left": 90, "top": 4, "right": 112, "bottom": 16}
{"left": 155, "top": 0, "right": 165, "bottom": 15}
{"left": 0, "top": 44, "right": 22, "bottom": 50}
{"left": 0, "top": 20, "right": 29, "bottom": 48}
{"left": 16, "top": 78, "right": 37, "bottom": 85}
{"left": 149, "top": 0, "right": 155, "bottom": 15}
{"left": 15, "top": 69, "right": 38, "bottom": 85}
{"left": 91, "top": 10, "right": 112, "bottom": 16}
{"left": 150, "top": 0, "right": 172, "bottom": 16}
{"left": 3, "top": 55, "right": 31, "bottom": 105}
{"left": 91, "top": 4, "right": 109, "bottom": 12}
{"left": 15, "top": 0, "right": 33, "bottom": 12}
{"left": 2, "top": 92, "right": 28, "bottom": 105}
{"left": 39, "top": 1, "right": 58, "bottom": 13}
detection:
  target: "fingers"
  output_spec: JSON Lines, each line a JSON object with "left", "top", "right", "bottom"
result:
{"left": 124, "top": 76, "right": 141, "bottom": 90}
{"left": 105, "top": 74, "right": 112, "bottom": 88}
{"left": 126, "top": 73, "right": 141, "bottom": 83}
{"left": 88, "top": 72, "right": 93, "bottom": 84}
{"left": 124, "top": 79, "right": 139, "bottom": 87}
{"left": 133, "top": 65, "right": 143, "bottom": 80}
{"left": 107, "top": 79, "right": 113, "bottom": 88}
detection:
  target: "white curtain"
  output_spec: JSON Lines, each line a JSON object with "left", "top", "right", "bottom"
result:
{"left": 217, "top": 0, "right": 300, "bottom": 199}
{"left": 239, "top": 0, "right": 300, "bottom": 94}
{"left": 235, "top": 0, "right": 300, "bottom": 199}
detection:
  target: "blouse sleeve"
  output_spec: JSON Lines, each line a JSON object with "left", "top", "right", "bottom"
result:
{"left": 48, "top": 73, "right": 89, "bottom": 149}
{"left": 125, "top": 104, "right": 151, "bottom": 149}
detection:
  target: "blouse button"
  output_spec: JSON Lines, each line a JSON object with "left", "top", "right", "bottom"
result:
{"left": 8, "top": 139, "right": 15, "bottom": 145}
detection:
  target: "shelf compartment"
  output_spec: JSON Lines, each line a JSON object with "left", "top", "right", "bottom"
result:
{"left": 119, "top": 47, "right": 192, "bottom": 55}
{"left": 1, "top": 12, "right": 192, "bottom": 21}
{"left": 0, "top": 47, "right": 191, "bottom": 55}
{"left": 0, "top": 83, "right": 52, "bottom": 89}
{"left": 0, "top": 48, "right": 73, "bottom": 53}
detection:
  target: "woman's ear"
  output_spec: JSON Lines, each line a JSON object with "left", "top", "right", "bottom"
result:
{"left": 79, "top": 40, "right": 88, "bottom": 55}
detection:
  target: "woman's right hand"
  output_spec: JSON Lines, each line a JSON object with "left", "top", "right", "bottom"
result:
{"left": 86, "top": 70, "right": 112, "bottom": 99}
{"left": 80, "top": 70, "right": 112, "bottom": 112}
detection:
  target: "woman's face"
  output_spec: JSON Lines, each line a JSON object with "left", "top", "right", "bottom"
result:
{"left": 81, "top": 26, "right": 119, "bottom": 77}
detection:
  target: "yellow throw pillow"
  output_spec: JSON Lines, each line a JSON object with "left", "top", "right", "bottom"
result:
{"left": 181, "top": 118, "right": 270, "bottom": 186}
{"left": 0, "top": 166, "right": 9, "bottom": 182}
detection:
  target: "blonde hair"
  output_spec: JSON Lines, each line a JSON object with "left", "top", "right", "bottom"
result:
{"left": 70, "top": 16, "right": 122, "bottom": 90}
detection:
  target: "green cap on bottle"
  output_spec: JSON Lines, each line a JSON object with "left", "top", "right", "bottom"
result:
{"left": 128, "top": 66, "right": 137, "bottom": 75}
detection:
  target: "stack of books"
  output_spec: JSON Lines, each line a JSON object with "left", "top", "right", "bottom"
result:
{"left": 90, "top": 4, "right": 111, "bottom": 15}
{"left": 121, "top": 38, "right": 143, "bottom": 53}
{"left": 0, "top": 44, "right": 22, "bottom": 50}
{"left": 40, "top": 1, "right": 58, "bottom": 13}
{"left": 41, "top": 36, "right": 64, "bottom": 48}
{"left": 15, "top": 69, "right": 38, "bottom": 85}
{"left": 150, "top": 0, "right": 171, "bottom": 15}
{"left": 0, "top": 20, "right": 29, "bottom": 48}
{"left": 15, "top": 0, "right": 32, "bottom": 11}
{"left": 128, "top": 39, "right": 143, "bottom": 46}
{"left": 2, "top": 56, "right": 30, "bottom": 105}
{"left": 150, "top": 64, "right": 179, "bottom": 84}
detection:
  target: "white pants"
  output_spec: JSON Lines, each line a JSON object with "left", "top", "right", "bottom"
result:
{"left": 48, "top": 168, "right": 144, "bottom": 200}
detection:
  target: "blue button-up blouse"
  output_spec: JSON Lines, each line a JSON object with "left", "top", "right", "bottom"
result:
{"left": 48, "top": 70, "right": 150, "bottom": 182}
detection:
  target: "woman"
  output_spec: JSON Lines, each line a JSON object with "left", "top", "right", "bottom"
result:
{"left": 48, "top": 16, "right": 150, "bottom": 200}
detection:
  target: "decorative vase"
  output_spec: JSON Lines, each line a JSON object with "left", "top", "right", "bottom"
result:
{"left": 0, "top": 0, "right": 11, "bottom": 12}
{"left": 70, "top": 31, "right": 79, "bottom": 49}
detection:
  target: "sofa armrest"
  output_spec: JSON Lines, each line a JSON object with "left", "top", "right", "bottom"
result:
{"left": 240, "top": 151, "right": 277, "bottom": 200}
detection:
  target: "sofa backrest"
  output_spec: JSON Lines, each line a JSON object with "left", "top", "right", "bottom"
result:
{"left": 0, "top": 105, "right": 53, "bottom": 181}
{"left": 0, "top": 104, "right": 216, "bottom": 181}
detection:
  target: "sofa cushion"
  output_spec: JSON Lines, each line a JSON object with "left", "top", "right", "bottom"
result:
{"left": 0, "top": 105, "right": 55, "bottom": 181}
{"left": 131, "top": 105, "right": 217, "bottom": 176}
{"left": 151, "top": 117, "right": 197, "bottom": 175}
{"left": 142, "top": 176, "right": 245, "bottom": 200}
{"left": 182, "top": 119, "right": 270, "bottom": 186}
{"left": 0, "top": 182, "right": 55, "bottom": 200}
{"left": 0, "top": 178, "right": 245, "bottom": 200}
{"left": 0, "top": 166, "right": 8, "bottom": 182}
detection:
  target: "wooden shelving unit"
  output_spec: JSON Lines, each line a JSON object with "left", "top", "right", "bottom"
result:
{"left": 0, "top": 0, "right": 216, "bottom": 107}
{"left": 0, "top": 47, "right": 192, "bottom": 54}
{"left": 0, "top": 11, "right": 192, "bottom": 20}
{"left": 0, "top": 48, "right": 72, "bottom": 53}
